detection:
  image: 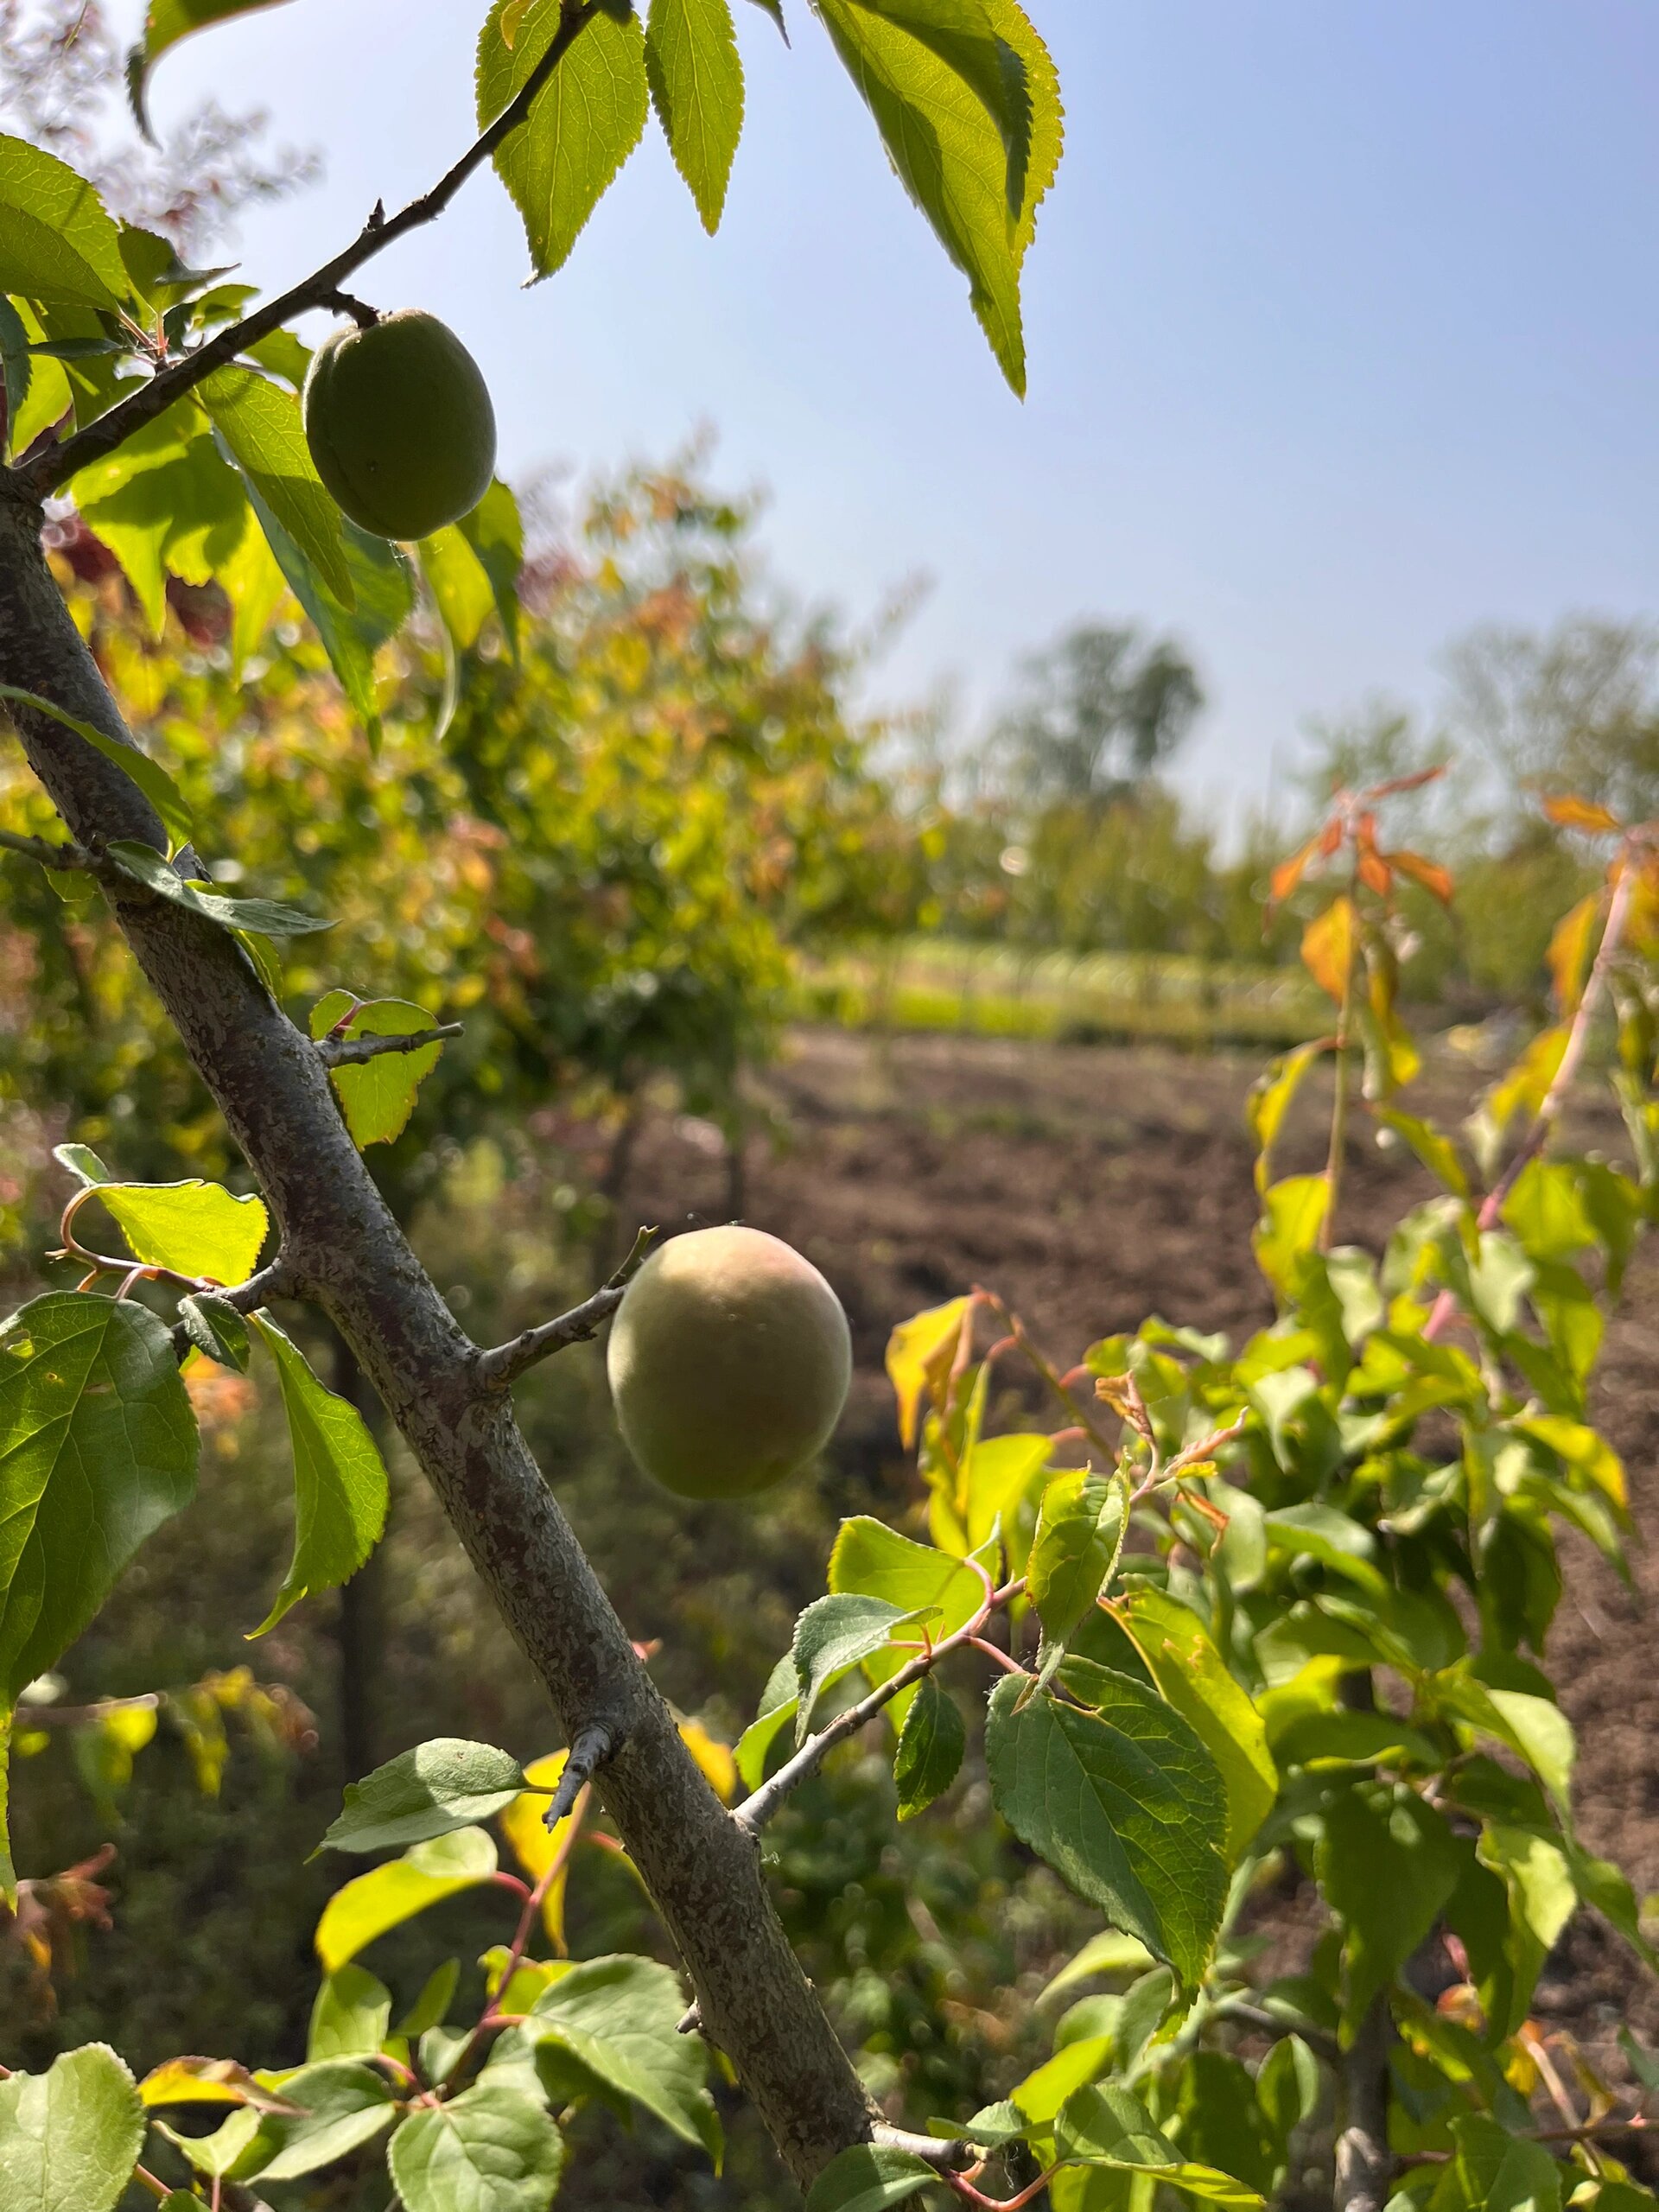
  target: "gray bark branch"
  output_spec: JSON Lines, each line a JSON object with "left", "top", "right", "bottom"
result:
{"left": 0, "top": 480, "right": 874, "bottom": 2189}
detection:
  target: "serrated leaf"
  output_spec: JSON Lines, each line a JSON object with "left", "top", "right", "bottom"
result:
{"left": 93, "top": 1179, "right": 268, "bottom": 1286}
{"left": 315, "top": 1827, "right": 498, "bottom": 1974}
{"left": 1317, "top": 1779, "right": 1461, "bottom": 2022}
{"left": 1028, "top": 1465, "right": 1128, "bottom": 1645}
{"left": 69, "top": 409, "right": 250, "bottom": 636}
{"left": 478, "top": 0, "right": 650, "bottom": 280}
{"left": 1114, "top": 1586, "right": 1277, "bottom": 1860}
{"left": 0, "top": 2044, "right": 146, "bottom": 2212}
{"left": 177, "top": 1292, "right": 251, "bottom": 1372}
{"left": 985, "top": 1667, "right": 1228, "bottom": 1989}
{"left": 828, "top": 1513, "right": 989, "bottom": 1725}
{"left": 792, "top": 1591, "right": 912, "bottom": 1742}
{"left": 0, "top": 683, "right": 192, "bottom": 848}
{"left": 0, "top": 1294, "right": 196, "bottom": 1892}
{"left": 127, "top": 0, "right": 298, "bottom": 137}
{"left": 806, "top": 2145, "right": 938, "bottom": 2212}
{"left": 200, "top": 366, "right": 353, "bottom": 604}
{"left": 106, "top": 840, "right": 332, "bottom": 937}
{"left": 646, "top": 0, "right": 745, "bottom": 232}
{"left": 0, "top": 136, "right": 131, "bottom": 310}
{"left": 308, "top": 995, "right": 447, "bottom": 1147}
{"left": 320, "top": 1737, "right": 530, "bottom": 1855}
{"left": 389, "top": 2082, "right": 565, "bottom": 2212}
{"left": 308, "top": 1963, "right": 392, "bottom": 2061}
{"left": 1055, "top": 2082, "right": 1266, "bottom": 2209}
{"left": 524, "top": 1953, "right": 719, "bottom": 2158}
{"left": 249, "top": 1311, "right": 389, "bottom": 1636}
{"left": 813, "top": 0, "right": 1036, "bottom": 391}
{"left": 893, "top": 1669, "right": 964, "bottom": 1816}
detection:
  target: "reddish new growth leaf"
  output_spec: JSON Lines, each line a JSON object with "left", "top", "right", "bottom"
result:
{"left": 1392, "top": 849, "right": 1455, "bottom": 903}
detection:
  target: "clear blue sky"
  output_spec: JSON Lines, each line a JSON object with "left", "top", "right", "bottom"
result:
{"left": 151, "top": 0, "right": 1659, "bottom": 823}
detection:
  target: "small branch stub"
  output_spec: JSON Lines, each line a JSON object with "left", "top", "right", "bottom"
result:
{"left": 476, "top": 1225, "right": 657, "bottom": 1389}
{"left": 545, "top": 1722, "right": 617, "bottom": 1830}
{"left": 315, "top": 1021, "right": 462, "bottom": 1069}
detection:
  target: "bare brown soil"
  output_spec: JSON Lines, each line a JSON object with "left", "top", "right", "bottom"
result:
{"left": 618, "top": 1027, "right": 1659, "bottom": 2080}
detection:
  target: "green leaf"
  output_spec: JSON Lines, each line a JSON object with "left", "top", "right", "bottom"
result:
{"left": 0, "top": 137, "right": 131, "bottom": 310}
{"left": 1376, "top": 1108, "right": 1469, "bottom": 1198}
{"left": 177, "top": 1292, "right": 251, "bottom": 1372}
{"left": 319, "top": 1738, "right": 531, "bottom": 1855}
{"left": 1262, "top": 1501, "right": 1387, "bottom": 1596}
{"left": 106, "top": 840, "right": 333, "bottom": 937}
{"left": 308, "top": 995, "right": 448, "bottom": 1147}
{"left": 1028, "top": 1465, "right": 1128, "bottom": 1646}
{"left": 308, "top": 1963, "right": 392, "bottom": 2061}
{"left": 1316, "top": 1780, "right": 1462, "bottom": 2022}
{"left": 1247, "top": 1039, "right": 1328, "bottom": 1191}
{"left": 68, "top": 408, "right": 250, "bottom": 632}
{"left": 828, "top": 1514, "right": 991, "bottom": 1725}
{"left": 248, "top": 1312, "right": 389, "bottom": 1635}
{"left": 1429, "top": 2114, "right": 1561, "bottom": 2212}
{"left": 792, "top": 1591, "right": 912, "bottom": 1742}
{"left": 805, "top": 2145, "right": 938, "bottom": 2212}
{"left": 0, "top": 2044, "right": 146, "bottom": 2212}
{"left": 523, "top": 1952, "right": 719, "bottom": 2157}
{"left": 1115, "top": 1586, "right": 1277, "bottom": 1860}
{"left": 92, "top": 1178, "right": 268, "bottom": 1286}
{"left": 1253, "top": 1174, "right": 1330, "bottom": 1294}
{"left": 389, "top": 2083, "right": 565, "bottom": 2212}
{"left": 1271, "top": 1707, "right": 1440, "bottom": 1771}
{"left": 128, "top": 0, "right": 297, "bottom": 135}
{"left": 0, "top": 1294, "right": 196, "bottom": 1890}
{"left": 734, "top": 1649, "right": 798, "bottom": 1789}
{"left": 457, "top": 479, "right": 524, "bottom": 657}
{"left": 314, "top": 1827, "right": 498, "bottom": 1974}
{"left": 986, "top": 1667, "right": 1229, "bottom": 1989}
{"left": 0, "top": 684, "right": 193, "bottom": 849}
{"left": 200, "top": 367, "right": 353, "bottom": 602}
{"left": 812, "top": 0, "right": 1044, "bottom": 392}
{"left": 155, "top": 2106, "right": 263, "bottom": 2179}
{"left": 646, "top": 0, "right": 745, "bottom": 232}
{"left": 397, "top": 1957, "right": 462, "bottom": 2037}
{"left": 1056, "top": 2082, "right": 1266, "bottom": 2209}
{"left": 52, "top": 1142, "right": 111, "bottom": 1186}
{"left": 225, "top": 2060, "right": 396, "bottom": 2183}
{"left": 1434, "top": 1673, "right": 1575, "bottom": 1808}
{"left": 478, "top": 0, "right": 650, "bottom": 280}
{"left": 419, "top": 524, "right": 496, "bottom": 652}
{"left": 893, "top": 1671, "right": 965, "bottom": 1817}
{"left": 0, "top": 296, "right": 32, "bottom": 454}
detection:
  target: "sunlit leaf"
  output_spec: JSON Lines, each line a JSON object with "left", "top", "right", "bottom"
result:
{"left": 885, "top": 1295, "right": 970, "bottom": 1449}
{"left": 314, "top": 1827, "right": 498, "bottom": 1974}
{"left": 92, "top": 1178, "right": 268, "bottom": 1285}
{"left": 200, "top": 367, "right": 354, "bottom": 605}
{"left": 389, "top": 2082, "right": 565, "bottom": 2212}
{"left": 646, "top": 0, "right": 745, "bottom": 232}
{"left": 249, "top": 1312, "right": 388, "bottom": 1636}
{"left": 0, "top": 136, "right": 132, "bottom": 311}
{"left": 1541, "top": 793, "right": 1620, "bottom": 836}
{"left": 128, "top": 0, "right": 298, "bottom": 138}
{"left": 1300, "top": 894, "right": 1356, "bottom": 1004}
{"left": 0, "top": 2044, "right": 146, "bottom": 2212}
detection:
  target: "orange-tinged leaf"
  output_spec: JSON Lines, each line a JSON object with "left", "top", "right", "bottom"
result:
{"left": 1543, "top": 793, "right": 1621, "bottom": 835}
{"left": 1357, "top": 848, "right": 1393, "bottom": 897}
{"left": 499, "top": 1751, "right": 575, "bottom": 1951}
{"left": 1362, "top": 764, "right": 1446, "bottom": 801}
{"left": 1268, "top": 834, "right": 1319, "bottom": 906}
{"left": 1392, "top": 849, "right": 1455, "bottom": 904}
{"left": 1301, "top": 895, "right": 1357, "bottom": 1004}
{"left": 887, "top": 1296, "right": 972, "bottom": 1451}
{"left": 1318, "top": 817, "right": 1344, "bottom": 857}
{"left": 1547, "top": 892, "right": 1602, "bottom": 1014}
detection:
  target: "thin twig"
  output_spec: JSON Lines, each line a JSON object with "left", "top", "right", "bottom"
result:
{"left": 734, "top": 1574, "right": 1024, "bottom": 1838}
{"left": 21, "top": 1, "right": 606, "bottom": 499}
{"left": 315, "top": 1021, "right": 461, "bottom": 1069}
{"left": 1425, "top": 856, "right": 1637, "bottom": 1342}
{"left": 0, "top": 827, "right": 88, "bottom": 867}
{"left": 476, "top": 1227, "right": 656, "bottom": 1388}
{"left": 870, "top": 2124, "right": 976, "bottom": 2170}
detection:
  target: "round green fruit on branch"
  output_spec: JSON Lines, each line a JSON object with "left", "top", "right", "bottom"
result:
{"left": 606, "top": 1225, "right": 853, "bottom": 1501}
{"left": 302, "top": 308, "right": 497, "bottom": 542}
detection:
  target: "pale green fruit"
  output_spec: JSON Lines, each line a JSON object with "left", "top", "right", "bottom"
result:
{"left": 302, "top": 308, "right": 497, "bottom": 542}
{"left": 607, "top": 1226, "right": 852, "bottom": 1501}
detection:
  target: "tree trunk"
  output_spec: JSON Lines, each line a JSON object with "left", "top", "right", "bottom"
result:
{"left": 1333, "top": 1994, "right": 1393, "bottom": 2212}
{"left": 0, "top": 478, "right": 874, "bottom": 2190}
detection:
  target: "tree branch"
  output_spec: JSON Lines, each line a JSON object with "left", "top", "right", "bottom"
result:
{"left": 0, "top": 827, "right": 88, "bottom": 867}
{"left": 476, "top": 1224, "right": 656, "bottom": 1388}
{"left": 21, "top": 0, "right": 606, "bottom": 499}
{"left": 315, "top": 1021, "right": 462, "bottom": 1069}
{"left": 0, "top": 475, "right": 874, "bottom": 2189}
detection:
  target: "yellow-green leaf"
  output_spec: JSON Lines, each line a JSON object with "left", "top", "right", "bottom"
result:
{"left": 93, "top": 1178, "right": 269, "bottom": 1286}
{"left": 315, "top": 1826, "right": 498, "bottom": 1974}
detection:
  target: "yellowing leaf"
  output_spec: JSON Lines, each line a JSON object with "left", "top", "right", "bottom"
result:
{"left": 1487, "top": 1026, "right": 1569, "bottom": 1138}
{"left": 1547, "top": 892, "right": 1601, "bottom": 1014}
{"left": 140, "top": 2056, "right": 293, "bottom": 2112}
{"left": 499, "top": 1750, "right": 575, "bottom": 1948}
{"left": 1391, "top": 848, "right": 1455, "bottom": 904}
{"left": 315, "top": 1827, "right": 497, "bottom": 1974}
{"left": 1300, "top": 895, "right": 1356, "bottom": 1005}
{"left": 1252, "top": 1175, "right": 1329, "bottom": 1295}
{"left": 92, "top": 1179, "right": 269, "bottom": 1286}
{"left": 1268, "top": 833, "right": 1319, "bottom": 906}
{"left": 886, "top": 1296, "right": 971, "bottom": 1450}
{"left": 679, "top": 1719, "right": 736, "bottom": 1803}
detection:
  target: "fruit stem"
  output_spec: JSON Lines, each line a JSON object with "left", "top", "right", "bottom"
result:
{"left": 321, "top": 289, "right": 380, "bottom": 329}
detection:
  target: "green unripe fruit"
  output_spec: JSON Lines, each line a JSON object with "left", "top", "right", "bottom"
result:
{"left": 606, "top": 1226, "right": 853, "bottom": 1501}
{"left": 302, "top": 308, "right": 497, "bottom": 542}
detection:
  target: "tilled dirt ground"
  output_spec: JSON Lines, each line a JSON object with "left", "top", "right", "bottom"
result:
{"left": 616, "top": 1026, "right": 1659, "bottom": 2076}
